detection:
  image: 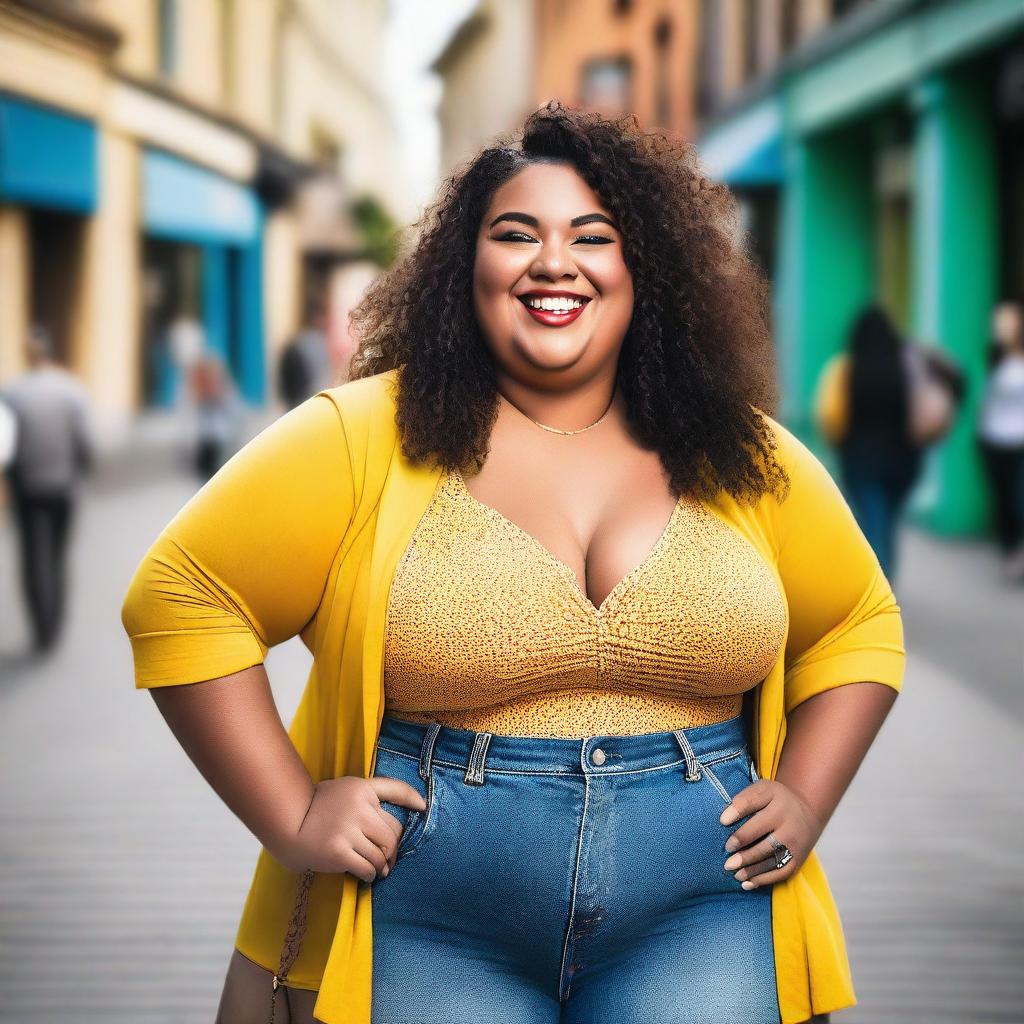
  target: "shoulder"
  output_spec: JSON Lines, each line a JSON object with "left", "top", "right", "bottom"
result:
{"left": 316, "top": 368, "right": 401, "bottom": 452}
{"left": 3, "top": 373, "right": 28, "bottom": 398}
{"left": 749, "top": 405, "right": 809, "bottom": 473}
{"left": 319, "top": 368, "right": 398, "bottom": 419}
{"left": 749, "top": 405, "right": 843, "bottom": 510}
{"left": 62, "top": 372, "right": 90, "bottom": 403}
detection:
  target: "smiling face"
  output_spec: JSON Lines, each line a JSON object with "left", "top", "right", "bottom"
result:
{"left": 473, "top": 161, "right": 634, "bottom": 388}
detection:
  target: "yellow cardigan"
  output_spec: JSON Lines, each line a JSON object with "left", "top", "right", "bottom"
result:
{"left": 121, "top": 367, "right": 905, "bottom": 1024}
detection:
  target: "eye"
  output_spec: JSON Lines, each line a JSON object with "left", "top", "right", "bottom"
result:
{"left": 495, "top": 232, "right": 614, "bottom": 245}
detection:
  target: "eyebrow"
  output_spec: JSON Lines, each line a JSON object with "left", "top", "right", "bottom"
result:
{"left": 488, "top": 211, "right": 620, "bottom": 231}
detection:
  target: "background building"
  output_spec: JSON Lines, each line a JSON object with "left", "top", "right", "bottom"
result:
{"left": 0, "top": 0, "right": 406, "bottom": 441}
{"left": 694, "top": 0, "right": 1024, "bottom": 538}
{"left": 430, "top": 0, "right": 699, "bottom": 218}
{"left": 534, "top": 0, "right": 697, "bottom": 139}
{"left": 431, "top": 0, "right": 537, "bottom": 179}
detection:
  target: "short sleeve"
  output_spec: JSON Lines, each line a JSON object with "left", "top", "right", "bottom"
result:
{"left": 767, "top": 418, "right": 906, "bottom": 715}
{"left": 121, "top": 393, "right": 354, "bottom": 689}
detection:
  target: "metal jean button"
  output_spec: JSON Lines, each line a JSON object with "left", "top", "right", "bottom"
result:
{"left": 591, "top": 747, "right": 606, "bottom": 766}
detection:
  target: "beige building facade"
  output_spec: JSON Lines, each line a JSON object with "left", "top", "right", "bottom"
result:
{"left": 0, "top": 0, "right": 405, "bottom": 440}
{"left": 431, "top": 0, "right": 538, "bottom": 180}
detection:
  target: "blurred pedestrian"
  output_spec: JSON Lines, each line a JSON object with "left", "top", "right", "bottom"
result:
{"left": 0, "top": 394, "right": 17, "bottom": 476}
{"left": 184, "top": 347, "right": 246, "bottom": 484}
{"left": 277, "top": 297, "right": 332, "bottom": 410}
{"left": 1, "top": 325, "right": 94, "bottom": 653}
{"left": 813, "top": 303, "right": 961, "bottom": 582}
{"left": 976, "top": 299, "right": 1024, "bottom": 583}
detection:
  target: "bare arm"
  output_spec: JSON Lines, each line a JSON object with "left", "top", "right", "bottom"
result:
{"left": 717, "top": 417, "right": 907, "bottom": 885}
{"left": 775, "top": 680, "right": 899, "bottom": 832}
{"left": 147, "top": 664, "right": 314, "bottom": 869}
{"left": 122, "top": 396, "right": 421, "bottom": 883}
{"left": 147, "top": 663, "right": 425, "bottom": 881}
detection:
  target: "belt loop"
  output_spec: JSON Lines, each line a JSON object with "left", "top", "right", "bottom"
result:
{"left": 464, "top": 731, "right": 492, "bottom": 786}
{"left": 418, "top": 722, "right": 442, "bottom": 782}
{"left": 672, "top": 728, "right": 702, "bottom": 782}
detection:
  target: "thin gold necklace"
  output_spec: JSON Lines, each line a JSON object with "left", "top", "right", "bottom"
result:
{"left": 503, "top": 390, "right": 616, "bottom": 435}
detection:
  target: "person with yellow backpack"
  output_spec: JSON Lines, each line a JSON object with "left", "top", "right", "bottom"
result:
{"left": 813, "top": 304, "right": 964, "bottom": 582}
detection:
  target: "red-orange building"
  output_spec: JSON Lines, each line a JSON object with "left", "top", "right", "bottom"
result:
{"left": 533, "top": 0, "right": 697, "bottom": 138}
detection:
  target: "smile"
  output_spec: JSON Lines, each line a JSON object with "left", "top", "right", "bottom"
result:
{"left": 517, "top": 295, "right": 591, "bottom": 328}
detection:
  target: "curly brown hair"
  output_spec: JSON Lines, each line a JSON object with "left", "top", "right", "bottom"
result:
{"left": 346, "top": 99, "right": 789, "bottom": 507}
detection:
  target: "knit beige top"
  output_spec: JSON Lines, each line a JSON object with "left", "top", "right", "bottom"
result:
{"left": 383, "top": 467, "right": 789, "bottom": 738}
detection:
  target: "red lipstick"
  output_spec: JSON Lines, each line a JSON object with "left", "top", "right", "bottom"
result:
{"left": 517, "top": 290, "right": 592, "bottom": 328}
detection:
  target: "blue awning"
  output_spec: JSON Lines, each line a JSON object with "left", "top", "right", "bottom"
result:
{"left": 696, "top": 98, "right": 785, "bottom": 187}
{"left": 0, "top": 93, "right": 98, "bottom": 213}
{"left": 142, "top": 148, "right": 260, "bottom": 245}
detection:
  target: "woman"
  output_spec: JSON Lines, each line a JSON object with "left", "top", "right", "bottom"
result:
{"left": 814, "top": 304, "right": 924, "bottom": 583}
{"left": 977, "top": 300, "right": 1024, "bottom": 583}
{"left": 122, "top": 103, "right": 905, "bottom": 1024}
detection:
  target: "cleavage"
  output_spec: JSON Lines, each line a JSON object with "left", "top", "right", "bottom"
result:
{"left": 453, "top": 467, "right": 680, "bottom": 614}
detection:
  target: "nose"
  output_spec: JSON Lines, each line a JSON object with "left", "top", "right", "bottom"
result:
{"left": 529, "top": 238, "right": 578, "bottom": 282}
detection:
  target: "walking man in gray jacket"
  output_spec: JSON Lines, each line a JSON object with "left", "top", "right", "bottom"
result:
{"left": 2, "top": 325, "right": 94, "bottom": 654}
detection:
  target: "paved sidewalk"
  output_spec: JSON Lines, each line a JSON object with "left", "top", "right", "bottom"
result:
{"left": 817, "top": 649, "right": 1023, "bottom": 1023}
{"left": 0, "top": 474, "right": 1021, "bottom": 1022}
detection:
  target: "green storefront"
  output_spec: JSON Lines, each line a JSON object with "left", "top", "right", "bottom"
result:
{"left": 698, "top": 0, "right": 1024, "bottom": 537}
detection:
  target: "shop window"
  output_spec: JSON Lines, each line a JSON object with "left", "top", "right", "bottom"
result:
{"left": 695, "top": 0, "right": 721, "bottom": 119}
{"left": 654, "top": 17, "right": 671, "bottom": 128}
{"left": 780, "top": 0, "right": 799, "bottom": 52}
{"left": 581, "top": 57, "right": 632, "bottom": 115}
{"left": 996, "top": 47, "right": 1024, "bottom": 302}
{"left": 158, "top": 0, "right": 178, "bottom": 77}
{"left": 141, "top": 239, "right": 203, "bottom": 408}
{"left": 742, "top": 0, "right": 759, "bottom": 82}
{"left": 832, "top": 0, "right": 868, "bottom": 18}
{"left": 28, "top": 209, "right": 85, "bottom": 367}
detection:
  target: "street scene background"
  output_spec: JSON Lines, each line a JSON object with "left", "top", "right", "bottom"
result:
{"left": 2, "top": 1, "right": 1024, "bottom": 1022}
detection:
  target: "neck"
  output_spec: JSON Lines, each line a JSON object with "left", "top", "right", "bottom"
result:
{"left": 496, "top": 374, "right": 620, "bottom": 433}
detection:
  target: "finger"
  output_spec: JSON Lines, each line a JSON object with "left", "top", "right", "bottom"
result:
{"left": 350, "top": 834, "right": 389, "bottom": 882}
{"left": 372, "top": 801, "right": 406, "bottom": 838}
{"left": 368, "top": 776, "right": 428, "bottom": 812}
{"left": 344, "top": 848, "right": 381, "bottom": 885}
{"left": 724, "top": 827, "right": 786, "bottom": 868}
{"left": 723, "top": 804, "right": 782, "bottom": 854}
{"left": 739, "top": 856, "right": 799, "bottom": 889}
{"left": 737, "top": 855, "right": 778, "bottom": 883}
{"left": 718, "top": 779, "right": 773, "bottom": 826}
{"left": 366, "top": 808, "right": 403, "bottom": 866}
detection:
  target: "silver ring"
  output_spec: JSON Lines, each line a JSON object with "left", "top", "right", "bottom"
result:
{"left": 768, "top": 833, "right": 793, "bottom": 870}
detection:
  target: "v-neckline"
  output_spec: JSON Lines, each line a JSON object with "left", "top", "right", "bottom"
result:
{"left": 451, "top": 467, "right": 683, "bottom": 617}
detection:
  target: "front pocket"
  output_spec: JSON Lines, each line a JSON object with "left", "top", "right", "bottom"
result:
{"left": 372, "top": 744, "right": 436, "bottom": 863}
{"left": 701, "top": 748, "right": 756, "bottom": 806}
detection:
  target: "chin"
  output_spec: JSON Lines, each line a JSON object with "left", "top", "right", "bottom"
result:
{"left": 512, "top": 338, "right": 591, "bottom": 373}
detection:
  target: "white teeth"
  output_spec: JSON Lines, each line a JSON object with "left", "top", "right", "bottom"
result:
{"left": 524, "top": 296, "right": 585, "bottom": 312}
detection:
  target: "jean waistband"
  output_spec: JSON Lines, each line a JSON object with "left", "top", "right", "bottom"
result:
{"left": 376, "top": 712, "right": 749, "bottom": 783}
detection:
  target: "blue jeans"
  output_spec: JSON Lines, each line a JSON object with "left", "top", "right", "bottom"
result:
{"left": 840, "top": 448, "right": 921, "bottom": 583}
{"left": 369, "top": 712, "right": 780, "bottom": 1023}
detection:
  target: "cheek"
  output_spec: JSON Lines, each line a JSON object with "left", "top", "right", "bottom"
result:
{"left": 473, "top": 254, "right": 518, "bottom": 334}
{"left": 472, "top": 281, "right": 508, "bottom": 338}
{"left": 597, "top": 264, "right": 634, "bottom": 321}
{"left": 473, "top": 244, "right": 516, "bottom": 298}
